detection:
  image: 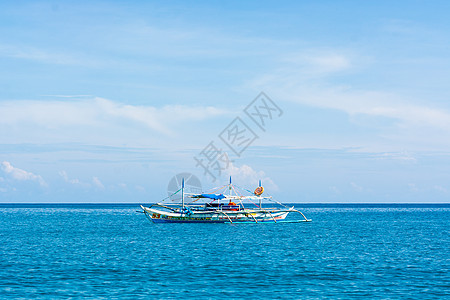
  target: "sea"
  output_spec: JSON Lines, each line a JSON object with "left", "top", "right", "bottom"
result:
{"left": 0, "top": 204, "right": 448, "bottom": 299}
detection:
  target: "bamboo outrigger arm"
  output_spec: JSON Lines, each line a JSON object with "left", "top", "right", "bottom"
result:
{"left": 292, "top": 208, "right": 311, "bottom": 222}
{"left": 153, "top": 203, "right": 177, "bottom": 211}
{"left": 218, "top": 210, "right": 233, "bottom": 223}
{"left": 245, "top": 211, "right": 258, "bottom": 223}
{"left": 261, "top": 210, "right": 277, "bottom": 223}
{"left": 143, "top": 209, "right": 153, "bottom": 223}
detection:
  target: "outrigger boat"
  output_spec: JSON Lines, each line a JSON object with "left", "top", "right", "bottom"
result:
{"left": 140, "top": 177, "right": 311, "bottom": 224}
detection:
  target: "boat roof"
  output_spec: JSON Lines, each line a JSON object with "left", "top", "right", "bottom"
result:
{"left": 189, "top": 193, "right": 272, "bottom": 201}
{"left": 190, "top": 193, "right": 226, "bottom": 200}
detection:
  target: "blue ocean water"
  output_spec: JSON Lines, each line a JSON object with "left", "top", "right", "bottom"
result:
{"left": 0, "top": 204, "right": 449, "bottom": 299}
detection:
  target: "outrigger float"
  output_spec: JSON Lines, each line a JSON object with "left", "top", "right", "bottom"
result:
{"left": 140, "top": 177, "right": 311, "bottom": 224}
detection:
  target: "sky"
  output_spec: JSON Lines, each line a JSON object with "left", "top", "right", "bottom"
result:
{"left": 1, "top": 0, "right": 450, "bottom": 203}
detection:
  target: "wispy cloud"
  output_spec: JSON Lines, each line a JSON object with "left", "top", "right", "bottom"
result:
{"left": 248, "top": 49, "right": 450, "bottom": 151}
{"left": 41, "top": 94, "right": 93, "bottom": 98}
{"left": 59, "top": 171, "right": 106, "bottom": 190}
{"left": 1, "top": 161, "right": 47, "bottom": 187}
{"left": 92, "top": 177, "right": 104, "bottom": 189}
{"left": 0, "top": 97, "right": 231, "bottom": 139}
{"left": 311, "top": 88, "right": 450, "bottom": 135}
{"left": 329, "top": 186, "right": 341, "bottom": 194}
{"left": 253, "top": 73, "right": 450, "bottom": 131}
{"left": 135, "top": 185, "right": 146, "bottom": 192}
{"left": 224, "top": 162, "right": 278, "bottom": 192}
{"left": 375, "top": 151, "right": 417, "bottom": 163}
{"left": 350, "top": 182, "right": 363, "bottom": 192}
{"left": 59, "top": 171, "right": 87, "bottom": 187}
{"left": 408, "top": 183, "right": 419, "bottom": 192}
{"left": 382, "top": 19, "right": 439, "bottom": 38}
{"left": 96, "top": 98, "right": 229, "bottom": 135}
{"left": 433, "top": 185, "right": 447, "bottom": 193}
{"left": 280, "top": 51, "right": 353, "bottom": 75}
{"left": 0, "top": 44, "right": 99, "bottom": 66}
{"left": 59, "top": 171, "right": 105, "bottom": 190}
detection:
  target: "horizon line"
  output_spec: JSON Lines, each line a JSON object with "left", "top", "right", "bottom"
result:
{"left": 1, "top": 202, "right": 449, "bottom": 205}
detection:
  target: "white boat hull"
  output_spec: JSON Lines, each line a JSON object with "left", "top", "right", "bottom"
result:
{"left": 141, "top": 205, "right": 293, "bottom": 223}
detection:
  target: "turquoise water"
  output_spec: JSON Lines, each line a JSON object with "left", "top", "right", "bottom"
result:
{"left": 0, "top": 204, "right": 449, "bottom": 299}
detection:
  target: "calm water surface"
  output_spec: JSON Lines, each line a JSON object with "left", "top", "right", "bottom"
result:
{"left": 0, "top": 204, "right": 449, "bottom": 299}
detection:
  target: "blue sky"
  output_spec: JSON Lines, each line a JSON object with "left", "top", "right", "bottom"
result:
{"left": 1, "top": 0, "right": 450, "bottom": 203}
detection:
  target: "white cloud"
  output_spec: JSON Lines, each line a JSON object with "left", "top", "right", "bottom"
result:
{"left": 59, "top": 171, "right": 105, "bottom": 190}
{"left": 329, "top": 186, "right": 341, "bottom": 194}
{"left": 272, "top": 84, "right": 450, "bottom": 132}
{"left": 41, "top": 94, "right": 93, "bottom": 98}
{"left": 135, "top": 185, "right": 146, "bottom": 192}
{"left": 0, "top": 97, "right": 230, "bottom": 138}
{"left": 408, "top": 183, "right": 419, "bottom": 192}
{"left": 92, "top": 177, "right": 104, "bottom": 189}
{"left": 311, "top": 54, "right": 350, "bottom": 71}
{"left": 434, "top": 185, "right": 447, "bottom": 193}
{"left": 375, "top": 151, "right": 417, "bottom": 163}
{"left": 281, "top": 51, "right": 352, "bottom": 74}
{"left": 1, "top": 161, "right": 47, "bottom": 187}
{"left": 0, "top": 44, "right": 98, "bottom": 66}
{"left": 350, "top": 182, "right": 363, "bottom": 192}
{"left": 248, "top": 50, "right": 450, "bottom": 151}
{"left": 59, "top": 171, "right": 87, "bottom": 187}
{"left": 224, "top": 162, "right": 278, "bottom": 192}
{"left": 96, "top": 98, "right": 229, "bottom": 135}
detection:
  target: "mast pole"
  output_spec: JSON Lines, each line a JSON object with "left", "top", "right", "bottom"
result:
{"left": 259, "top": 180, "right": 262, "bottom": 209}
{"left": 181, "top": 178, "right": 185, "bottom": 212}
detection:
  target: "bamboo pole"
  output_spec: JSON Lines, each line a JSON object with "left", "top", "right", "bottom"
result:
{"left": 218, "top": 210, "right": 233, "bottom": 223}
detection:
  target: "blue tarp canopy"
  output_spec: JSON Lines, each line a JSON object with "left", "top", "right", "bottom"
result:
{"left": 192, "top": 193, "right": 226, "bottom": 200}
